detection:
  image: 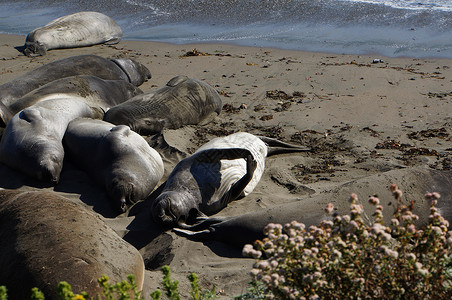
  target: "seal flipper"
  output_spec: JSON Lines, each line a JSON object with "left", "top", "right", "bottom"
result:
{"left": 258, "top": 136, "right": 311, "bottom": 156}
{"left": 182, "top": 216, "right": 226, "bottom": 231}
{"left": 203, "top": 154, "right": 257, "bottom": 215}
{"left": 104, "top": 37, "right": 121, "bottom": 45}
{"left": 173, "top": 216, "right": 229, "bottom": 239}
{"left": 173, "top": 227, "right": 213, "bottom": 241}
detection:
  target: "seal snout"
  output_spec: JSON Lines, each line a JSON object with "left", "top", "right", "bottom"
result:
{"left": 109, "top": 181, "right": 136, "bottom": 213}
{"left": 38, "top": 153, "right": 62, "bottom": 184}
{"left": 118, "top": 197, "right": 127, "bottom": 213}
{"left": 151, "top": 193, "right": 179, "bottom": 226}
{"left": 23, "top": 41, "right": 47, "bottom": 57}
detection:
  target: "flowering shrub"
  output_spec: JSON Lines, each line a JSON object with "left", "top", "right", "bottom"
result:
{"left": 242, "top": 185, "right": 452, "bottom": 299}
{"left": 0, "top": 268, "right": 217, "bottom": 299}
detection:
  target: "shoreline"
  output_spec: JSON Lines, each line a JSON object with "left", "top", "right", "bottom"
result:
{"left": 3, "top": 32, "right": 452, "bottom": 60}
{"left": 0, "top": 32, "right": 451, "bottom": 298}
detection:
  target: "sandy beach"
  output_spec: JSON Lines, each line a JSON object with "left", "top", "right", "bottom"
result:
{"left": 0, "top": 33, "right": 451, "bottom": 298}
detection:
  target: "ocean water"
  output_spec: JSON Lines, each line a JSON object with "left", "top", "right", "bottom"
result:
{"left": 0, "top": 0, "right": 451, "bottom": 58}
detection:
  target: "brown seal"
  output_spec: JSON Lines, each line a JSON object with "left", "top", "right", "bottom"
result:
{"left": 104, "top": 75, "right": 222, "bottom": 135}
{"left": 0, "top": 55, "right": 151, "bottom": 126}
{"left": 4, "top": 75, "right": 142, "bottom": 125}
{"left": 64, "top": 118, "right": 165, "bottom": 213}
{"left": 0, "top": 189, "right": 144, "bottom": 299}
{"left": 174, "top": 167, "right": 452, "bottom": 248}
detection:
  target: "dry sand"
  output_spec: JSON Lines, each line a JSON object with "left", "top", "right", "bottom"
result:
{"left": 0, "top": 33, "right": 451, "bottom": 298}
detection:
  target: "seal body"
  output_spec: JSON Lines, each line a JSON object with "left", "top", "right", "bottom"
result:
{"left": 0, "top": 189, "right": 145, "bottom": 300}
{"left": 6, "top": 75, "right": 142, "bottom": 124}
{"left": 104, "top": 75, "right": 222, "bottom": 135}
{"left": 24, "top": 11, "right": 122, "bottom": 56}
{"left": 0, "top": 55, "right": 151, "bottom": 126}
{"left": 174, "top": 167, "right": 452, "bottom": 248}
{"left": 64, "top": 118, "right": 165, "bottom": 213}
{"left": 0, "top": 98, "right": 103, "bottom": 183}
{"left": 151, "top": 132, "right": 267, "bottom": 226}
{"left": 151, "top": 132, "right": 310, "bottom": 227}
{"left": 195, "top": 132, "right": 267, "bottom": 198}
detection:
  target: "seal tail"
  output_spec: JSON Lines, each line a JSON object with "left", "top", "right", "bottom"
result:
{"left": 258, "top": 136, "right": 311, "bottom": 156}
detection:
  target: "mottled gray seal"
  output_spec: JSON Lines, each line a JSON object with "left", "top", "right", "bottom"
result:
{"left": 5, "top": 75, "right": 142, "bottom": 124}
{"left": 174, "top": 167, "right": 452, "bottom": 248}
{"left": 63, "top": 118, "right": 165, "bottom": 213}
{"left": 0, "top": 189, "right": 144, "bottom": 300}
{"left": 104, "top": 75, "right": 222, "bottom": 135}
{"left": 24, "top": 11, "right": 122, "bottom": 56}
{"left": 0, "top": 98, "right": 103, "bottom": 183}
{"left": 0, "top": 55, "right": 151, "bottom": 126}
{"left": 151, "top": 132, "right": 310, "bottom": 227}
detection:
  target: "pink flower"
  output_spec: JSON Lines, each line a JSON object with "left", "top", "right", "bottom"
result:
{"left": 389, "top": 184, "right": 398, "bottom": 192}
{"left": 432, "top": 226, "right": 443, "bottom": 236}
{"left": 393, "top": 189, "right": 403, "bottom": 199}
{"left": 432, "top": 192, "right": 441, "bottom": 199}
{"left": 292, "top": 221, "right": 305, "bottom": 231}
{"left": 256, "top": 261, "right": 269, "bottom": 270}
{"left": 371, "top": 223, "right": 386, "bottom": 235}
{"left": 381, "top": 232, "right": 392, "bottom": 241}
{"left": 368, "top": 196, "right": 380, "bottom": 205}
{"left": 262, "top": 275, "right": 271, "bottom": 284}
{"left": 242, "top": 244, "right": 253, "bottom": 256}
{"left": 281, "top": 287, "right": 290, "bottom": 296}
{"left": 322, "top": 220, "right": 334, "bottom": 228}
{"left": 406, "top": 253, "right": 416, "bottom": 261}
{"left": 252, "top": 250, "right": 262, "bottom": 259}
{"left": 324, "top": 203, "right": 334, "bottom": 214}
{"left": 349, "top": 193, "right": 359, "bottom": 203}
{"left": 350, "top": 204, "right": 364, "bottom": 214}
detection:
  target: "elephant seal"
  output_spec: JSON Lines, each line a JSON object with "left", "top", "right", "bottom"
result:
{"left": 174, "top": 167, "right": 452, "bottom": 248}
{"left": 24, "top": 11, "right": 122, "bottom": 56}
{"left": 63, "top": 118, "right": 165, "bottom": 213}
{"left": 151, "top": 132, "right": 310, "bottom": 227}
{"left": 104, "top": 75, "right": 222, "bottom": 135}
{"left": 0, "top": 189, "right": 144, "bottom": 300}
{"left": 5, "top": 75, "right": 143, "bottom": 124}
{"left": 0, "top": 55, "right": 151, "bottom": 126}
{"left": 0, "top": 98, "right": 103, "bottom": 184}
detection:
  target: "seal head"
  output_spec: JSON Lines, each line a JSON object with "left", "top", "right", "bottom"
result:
{"left": 111, "top": 58, "right": 152, "bottom": 86}
{"left": 152, "top": 191, "right": 200, "bottom": 228}
{"left": 24, "top": 40, "right": 47, "bottom": 57}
